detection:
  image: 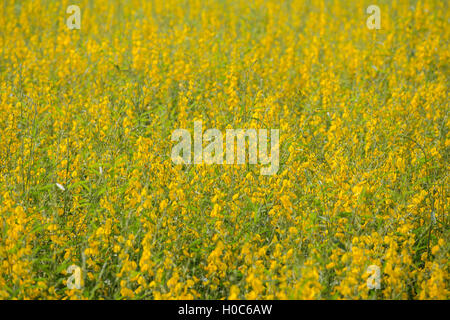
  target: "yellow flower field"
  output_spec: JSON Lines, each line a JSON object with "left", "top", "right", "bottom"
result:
{"left": 0, "top": 0, "right": 448, "bottom": 299}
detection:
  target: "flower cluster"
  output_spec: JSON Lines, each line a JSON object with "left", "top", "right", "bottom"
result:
{"left": 0, "top": 0, "right": 448, "bottom": 299}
